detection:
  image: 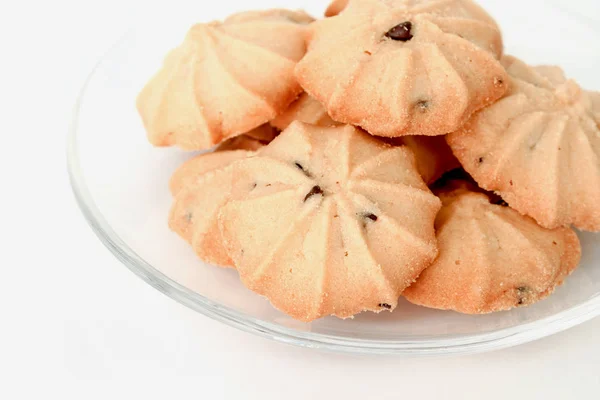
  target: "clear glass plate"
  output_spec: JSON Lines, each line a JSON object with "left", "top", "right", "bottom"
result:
{"left": 68, "top": 0, "right": 600, "bottom": 355}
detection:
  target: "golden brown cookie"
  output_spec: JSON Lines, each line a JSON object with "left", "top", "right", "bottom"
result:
{"left": 296, "top": 0, "right": 507, "bottom": 137}
{"left": 168, "top": 125, "right": 279, "bottom": 266}
{"left": 218, "top": 122, "right": 441, "bottom": 322}
{"left": 447, "top": 55, "right": 600, "bottom": 231}
{"left": 403, "top": 185, "right": 581, "bottom": 314}
{"left": 170, "top": 165, "right": 246, "bottom": 267}
{"left": 271, "top": 93, "right": 338, "bottom": 131}
{"left": 325, "top": 0, "right": 348, "bottom": 17}
{"left": 137, "top": 9, "right": 312, "bottom": 150}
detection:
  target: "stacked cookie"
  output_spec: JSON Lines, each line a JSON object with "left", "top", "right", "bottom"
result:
{"left": 137, "top": 1, "right": 598, "bottom": 322}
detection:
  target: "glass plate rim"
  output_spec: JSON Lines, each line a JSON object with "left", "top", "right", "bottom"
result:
{"left": 66, "top": 30, "right": 600, "bottom": 356}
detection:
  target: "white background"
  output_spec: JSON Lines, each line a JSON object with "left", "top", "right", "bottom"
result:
{"left": 1, "top": 0, "right": 600, "bottom": 398}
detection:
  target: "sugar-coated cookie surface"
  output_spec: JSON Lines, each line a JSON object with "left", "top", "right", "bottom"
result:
{"left": 403, "top": 184, "right": 581, "bottom": 314}
{"left": 271, "top": 93, "right": 338, "bottom": 131}
{"left": 168, "top": 125, "right": 277, "bottom": 267}
{"left": 218, "top": 122, "right": 441, "bottom": 322}
{"left": 447, "top": 55, "right": 600, "bottom": 231}
{"left": 296, "top": 0, "right": 507, "bottom": 137}
{"left": 137, "top": 9, "right": 312, "bottom": 150}
{"left": 169, "top": 151, "right": 252, "bottom": 199}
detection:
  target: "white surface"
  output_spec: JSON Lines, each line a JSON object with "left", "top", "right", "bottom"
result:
{"left": 1, "top": 0, "right": 600, "bottom": 398}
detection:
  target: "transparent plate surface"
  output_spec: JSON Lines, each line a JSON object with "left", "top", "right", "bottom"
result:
{"left": 68, "top": 0, "right": 600, "bottom": 355}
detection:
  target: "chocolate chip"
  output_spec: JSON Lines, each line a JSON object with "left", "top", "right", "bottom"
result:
{"left": 379, "top": 303, "right": 392, "bottom": 310}
{"left": 363, "top": 213, "right": 378, "bottom": 221}
{"left": 478, "top": 157, "right": 484, "bottom": 164}
{"left": 295, "top": 162, "right": 311, "bottom": 177}
{"left": 553, "top": 241, "right": 557, "bottom": 245}
{"left": 304, "top": 185, "right": 324, "bottom": 202}
{"left": 494, "top": 77, "right": 504, "bottom": 86}
{"left": 385, "top": 21, "right": 413, "bottom": 41}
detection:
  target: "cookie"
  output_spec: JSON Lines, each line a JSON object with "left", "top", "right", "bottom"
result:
{"left": 403, "top": 184, "right": 581, "bottom": 314}
{"left": 168, "top": 126, "right": 277, "bottom": 266}
{"left": 391, "top": 136, "right": 461, "bottom": 185}
{"left": 137, "top": 9, "right": 313, "bottom": 150}
{"left": 218, "top": 122, "right": 441, "bottom": 322}
{"left": 271, "top": 93, "right": 338, "bottom": 131}
{"left": 296, "top": 0, "right": 507, "bottom": 137}
{"left": 325, "top": 0, "right": 348, "bottom": 17}
{"left": 169, "top": 166, "right": 239, "bottom": 266}
{"left": 169, "top": 125, "right": 276, "bottom": 196}
{"left": 447, "top": 55, "right": 600, "bottom": 231}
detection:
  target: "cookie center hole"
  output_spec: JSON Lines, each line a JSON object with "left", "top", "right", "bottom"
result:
{"left": 294, "top": 162, "right": 340, "bottom": 200}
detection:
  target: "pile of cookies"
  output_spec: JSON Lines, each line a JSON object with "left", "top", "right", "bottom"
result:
{"left": 137, "top": 0, "right": 599, "bottom": 322}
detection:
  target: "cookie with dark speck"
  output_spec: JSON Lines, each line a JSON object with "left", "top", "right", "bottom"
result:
{"left": 218, "top": 122, "right": 440, "bottom": 322}
{"left": 168, "top": 128, "right": 275, "bottom": 267}
{"left": 296, "top": 0, "right": 507, "bottom": 137}
{"left": 447, "top": 55, "right": 600, "bottom": 231}
{"left": 404, "top": 187, "right": 581, "bottom": 314}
